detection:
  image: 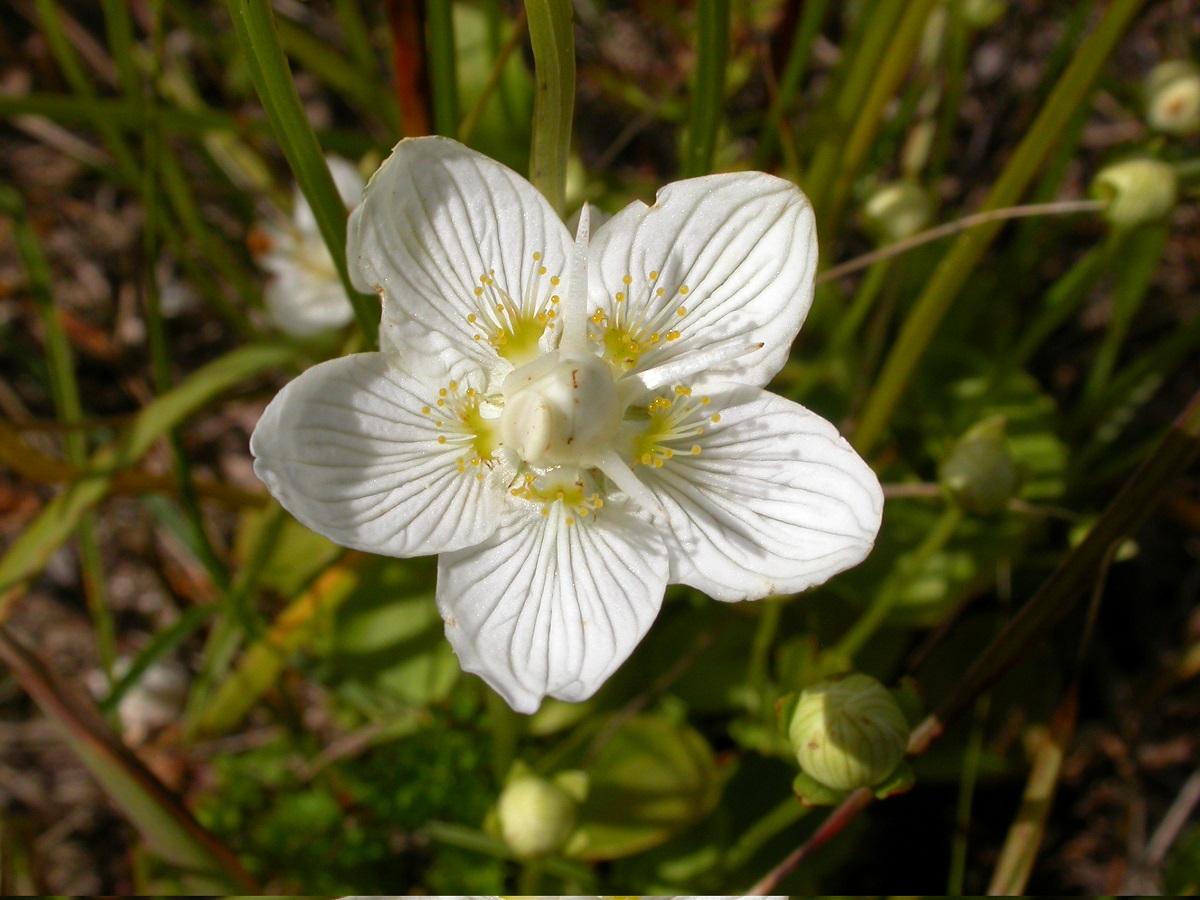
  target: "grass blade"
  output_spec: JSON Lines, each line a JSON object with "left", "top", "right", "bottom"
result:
{"left": 681, "top": 0, "right": 730, "bottom": 178}
{"left": 525, "top": 0, "right": 574, "bottom": 214}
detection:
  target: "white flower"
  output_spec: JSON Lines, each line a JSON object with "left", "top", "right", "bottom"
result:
{"left": 251, "top": 137, "right": 883, "bottom": 713}
{"left": 252, "top": 156, "right": 365, "bottom": 337}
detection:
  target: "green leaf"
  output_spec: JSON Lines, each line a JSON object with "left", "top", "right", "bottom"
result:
{"left": 0, "top": 628, "right": 256, "bottom": 891}
{"left": 0, "top": 343, "right": 301, "bottom": 616}
{"left": 552, "top": 715, "right": 721, "bottom": 861}
{"left": 524, "top": 0, "right": 574, "bottom": 215}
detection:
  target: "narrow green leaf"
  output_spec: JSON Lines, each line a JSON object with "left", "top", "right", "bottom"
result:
{"left": 524, "top": 0, "right": 574, "bottom": 214}
{"left": 427, "top": 0, "right": 460, "bottom": 135}
{"left": 681, "top": 0, "right": 730, "bottom": 178}
{"left": 225, "top": 0, "right": 379, "bottom": 344}
{"left": 0, "top": 627, "right": 257, "bottom": 891}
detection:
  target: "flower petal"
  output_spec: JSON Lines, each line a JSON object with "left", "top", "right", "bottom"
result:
{"left": 348, "top": 136, "right": 574, "bottom": 382}
{"left": 263, "top": 244, "right": 353, "bottom": 337}
{"left": 588, "top": 172, "right": 816, "bottom": 389}
{"left": 250, "top": 353, "right": 503, "bottom": 557}
{"left": 437, "top": 503, "right": 668, "bottom": 713}
{"left": 642, "top": 387, "right": 882, "bottom": 601}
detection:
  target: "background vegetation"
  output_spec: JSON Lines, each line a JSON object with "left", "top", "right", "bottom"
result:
{"left": 0, "top": 0, "right": 1198, "bottom": 894}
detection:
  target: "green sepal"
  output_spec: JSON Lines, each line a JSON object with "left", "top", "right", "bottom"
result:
{"left": 873, "top": 760, "right": 916, "bottom": 800}
{"left": 792, "top": 771, "right": 848, "bottom": 807}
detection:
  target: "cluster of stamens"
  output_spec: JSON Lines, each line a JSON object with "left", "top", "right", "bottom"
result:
{"left": 466, "top": 252, "right": 561, "bottom": 363}
{"left": 588, "top": 272, "right": 692, "bottom": 370}
{"left": 508, "top": 472, "right": 605, "bottom": 525}
{"left": 422, "top": 381, "right": 499, "bottom": 480}
{"left": 633, "top": 385, "right": 720, "bottom": 468}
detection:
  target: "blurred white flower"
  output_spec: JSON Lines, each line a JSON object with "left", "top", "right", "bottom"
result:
{"left": 251, "top": 137, "right": 883, "bottom": 713}
{"left": 251, "top": 156, "right": 364, "bottom": 336}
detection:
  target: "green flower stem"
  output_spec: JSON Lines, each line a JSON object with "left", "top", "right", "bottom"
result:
{"left": 853, "top": 0, "right": 1150, "bottom": 455}
{"left": 426, "top": 0, "right": 460, "bottom": 136}
{"left": 682, "top": 0, "right": 730, "bottom": 178}
{"left": 723, "top": 794, "right": 810, "bottom": 875}
{"left": 820, "top": 0, "right": 941, "bottom": 233}
{"left": 0, "top": 185, "right": 115, "bottom": 677}
{"left": 525, "top": 0, "right": 575, "bottom": 215}
{"left": 1079, "top": 222, "right": 1169, "bottom": 407}
{"left": 459, "top": 8, "right": 529, "bottom": 144}
{"left": 831, "top": 258, "right": 894, "bottom": 354}
{"left": 226, "top": 0, "right": 380, "bottom": 345}
{"left": 753, "top": 0, "right": 831, "bottom": 170}
{"left": 827, "top": 504, "right": 964, "bottom": 668}
{"left": 947, "top": 693, "right": 991, "bottom": 894}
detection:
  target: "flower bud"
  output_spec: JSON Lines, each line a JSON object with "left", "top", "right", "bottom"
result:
{"left": 787, "top": 673, "right": 910, "bottom": 791}
{"left": 1144, "top": 60, "right": 1200, "bottom": 136}
{"left": 1092, "top": 159, "right": 1179, "bottom": 230}
{"left": 861, "top": 181, "right": 934, "bottom": 245}
{"left": 939, "top": 416, "right": 1021, "bottom": 516}
{"left": 497, "top": 774, "right": 579, "bottom": 858}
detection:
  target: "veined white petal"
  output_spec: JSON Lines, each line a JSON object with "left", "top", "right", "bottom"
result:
{"left": 263, "top": 239, "right": 353, "bottom": 337}
{"left": 348, "top": 137, "right": 573, "bottom": 383}
{"left": 437, "top": 503, "right": 668, "bottom": 713}
{"left": 250, "top": 353, "right": 504, "bottom": 557}
{"left": 588, "top": 172, "right": 816, "bottom": 389}
{"left": 642, "top": 387, "right": 882, "bottom": 601}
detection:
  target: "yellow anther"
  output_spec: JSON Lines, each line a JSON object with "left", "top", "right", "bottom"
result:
{"left": 538, "top": 266, "right": 547, "bottom": 275}
{"left": 436, "top": 399, "right": 446, "bottom": 406}
{"left": 550, "top": 276, "right": 560, "bottom": 286}
{"left": 550, "top": 295, "right": 560, "bottom": 304}
{"left": 448, "top": 381, "right": 458, "bottom": 391}
{"left": 666, "top": 330, "right": 681, "bottom": 341}
{"left": 467, "top": 313, "right": 477, "bottom": 323}
{"left": 656, "top": 288, "right": 665, "bottom": 297}
{"left": 437, "top": 436, "right": 447, "bottom": 444}
{"left": 691, "top": 445, "right": 701, "bottom": 454}
{"left": 649, "top": 270, "right": 659, "bottom": 279}
{"left": 711, "top": 413, "right": 721, "bottom": 423}
{"left": 623, "top": 275, "right": 632, "bottom": 285}
{"left": 615, "top": 292, "right": 625, "bottom": 302}
{"left": 541, "top": 507, "right": 550, "bottom": 517}
{"left": 439, "top": 388, "right": 448, "bottom": 397}
{"left": 700, "top": 396, "right": 711, "bottom": 405}
{"left": 679, "top": 285, "right": 689, "bottom": 294}
{"left": 677, "top": 307, "right": 687, "bottom": 317}
{"left": 474, "top": 287, "right": 484, "bottom": 296}
{"left": 566, "top": 516, "right": 575, "bottom": 525}
{"left": 532, "top": 252, "right": 542, "bottom": 261}
{"left": 421, "top": 406, "right": 431, "bottom": 414}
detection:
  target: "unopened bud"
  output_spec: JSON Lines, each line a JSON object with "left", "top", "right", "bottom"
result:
{"left": 1144, "top": 60, "right": 1200, "bottom": 136}
{"left": 862, "top": 181, "right": 934, "bottom": 245}
{"left": 1092, "top": 159, "right": 1179, "bottom": 229}
{"left": 939, "top": 416, "right": 1021, "bottom": 516}
{"left": 497, "top": 774, "right": 581, "bottom": 858}
{"left": 788, "top": 673, "right": 910, "bottom": 791}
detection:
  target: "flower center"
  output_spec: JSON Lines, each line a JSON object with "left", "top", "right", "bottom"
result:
{"left": 499, "top": 351, "right": 621, "bottom": 468}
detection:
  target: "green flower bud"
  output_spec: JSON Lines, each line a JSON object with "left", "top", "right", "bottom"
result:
{"left": 862, "top": 181, "right": 934, "bottom": 245}
{"left": 788, "top": 673, "right": 910, "bottom": 791}
{"left": 1144, "top": 60, "right": 1200, "bottom": 136}
{"left": 939, "top": 416, "right": 1021, "bottom": 516}
{"left": 497, "top": 774, "right": 580, "bottom": 858}
{"left": 1092, "top": 159, "right": 1179, "bottom": 230}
